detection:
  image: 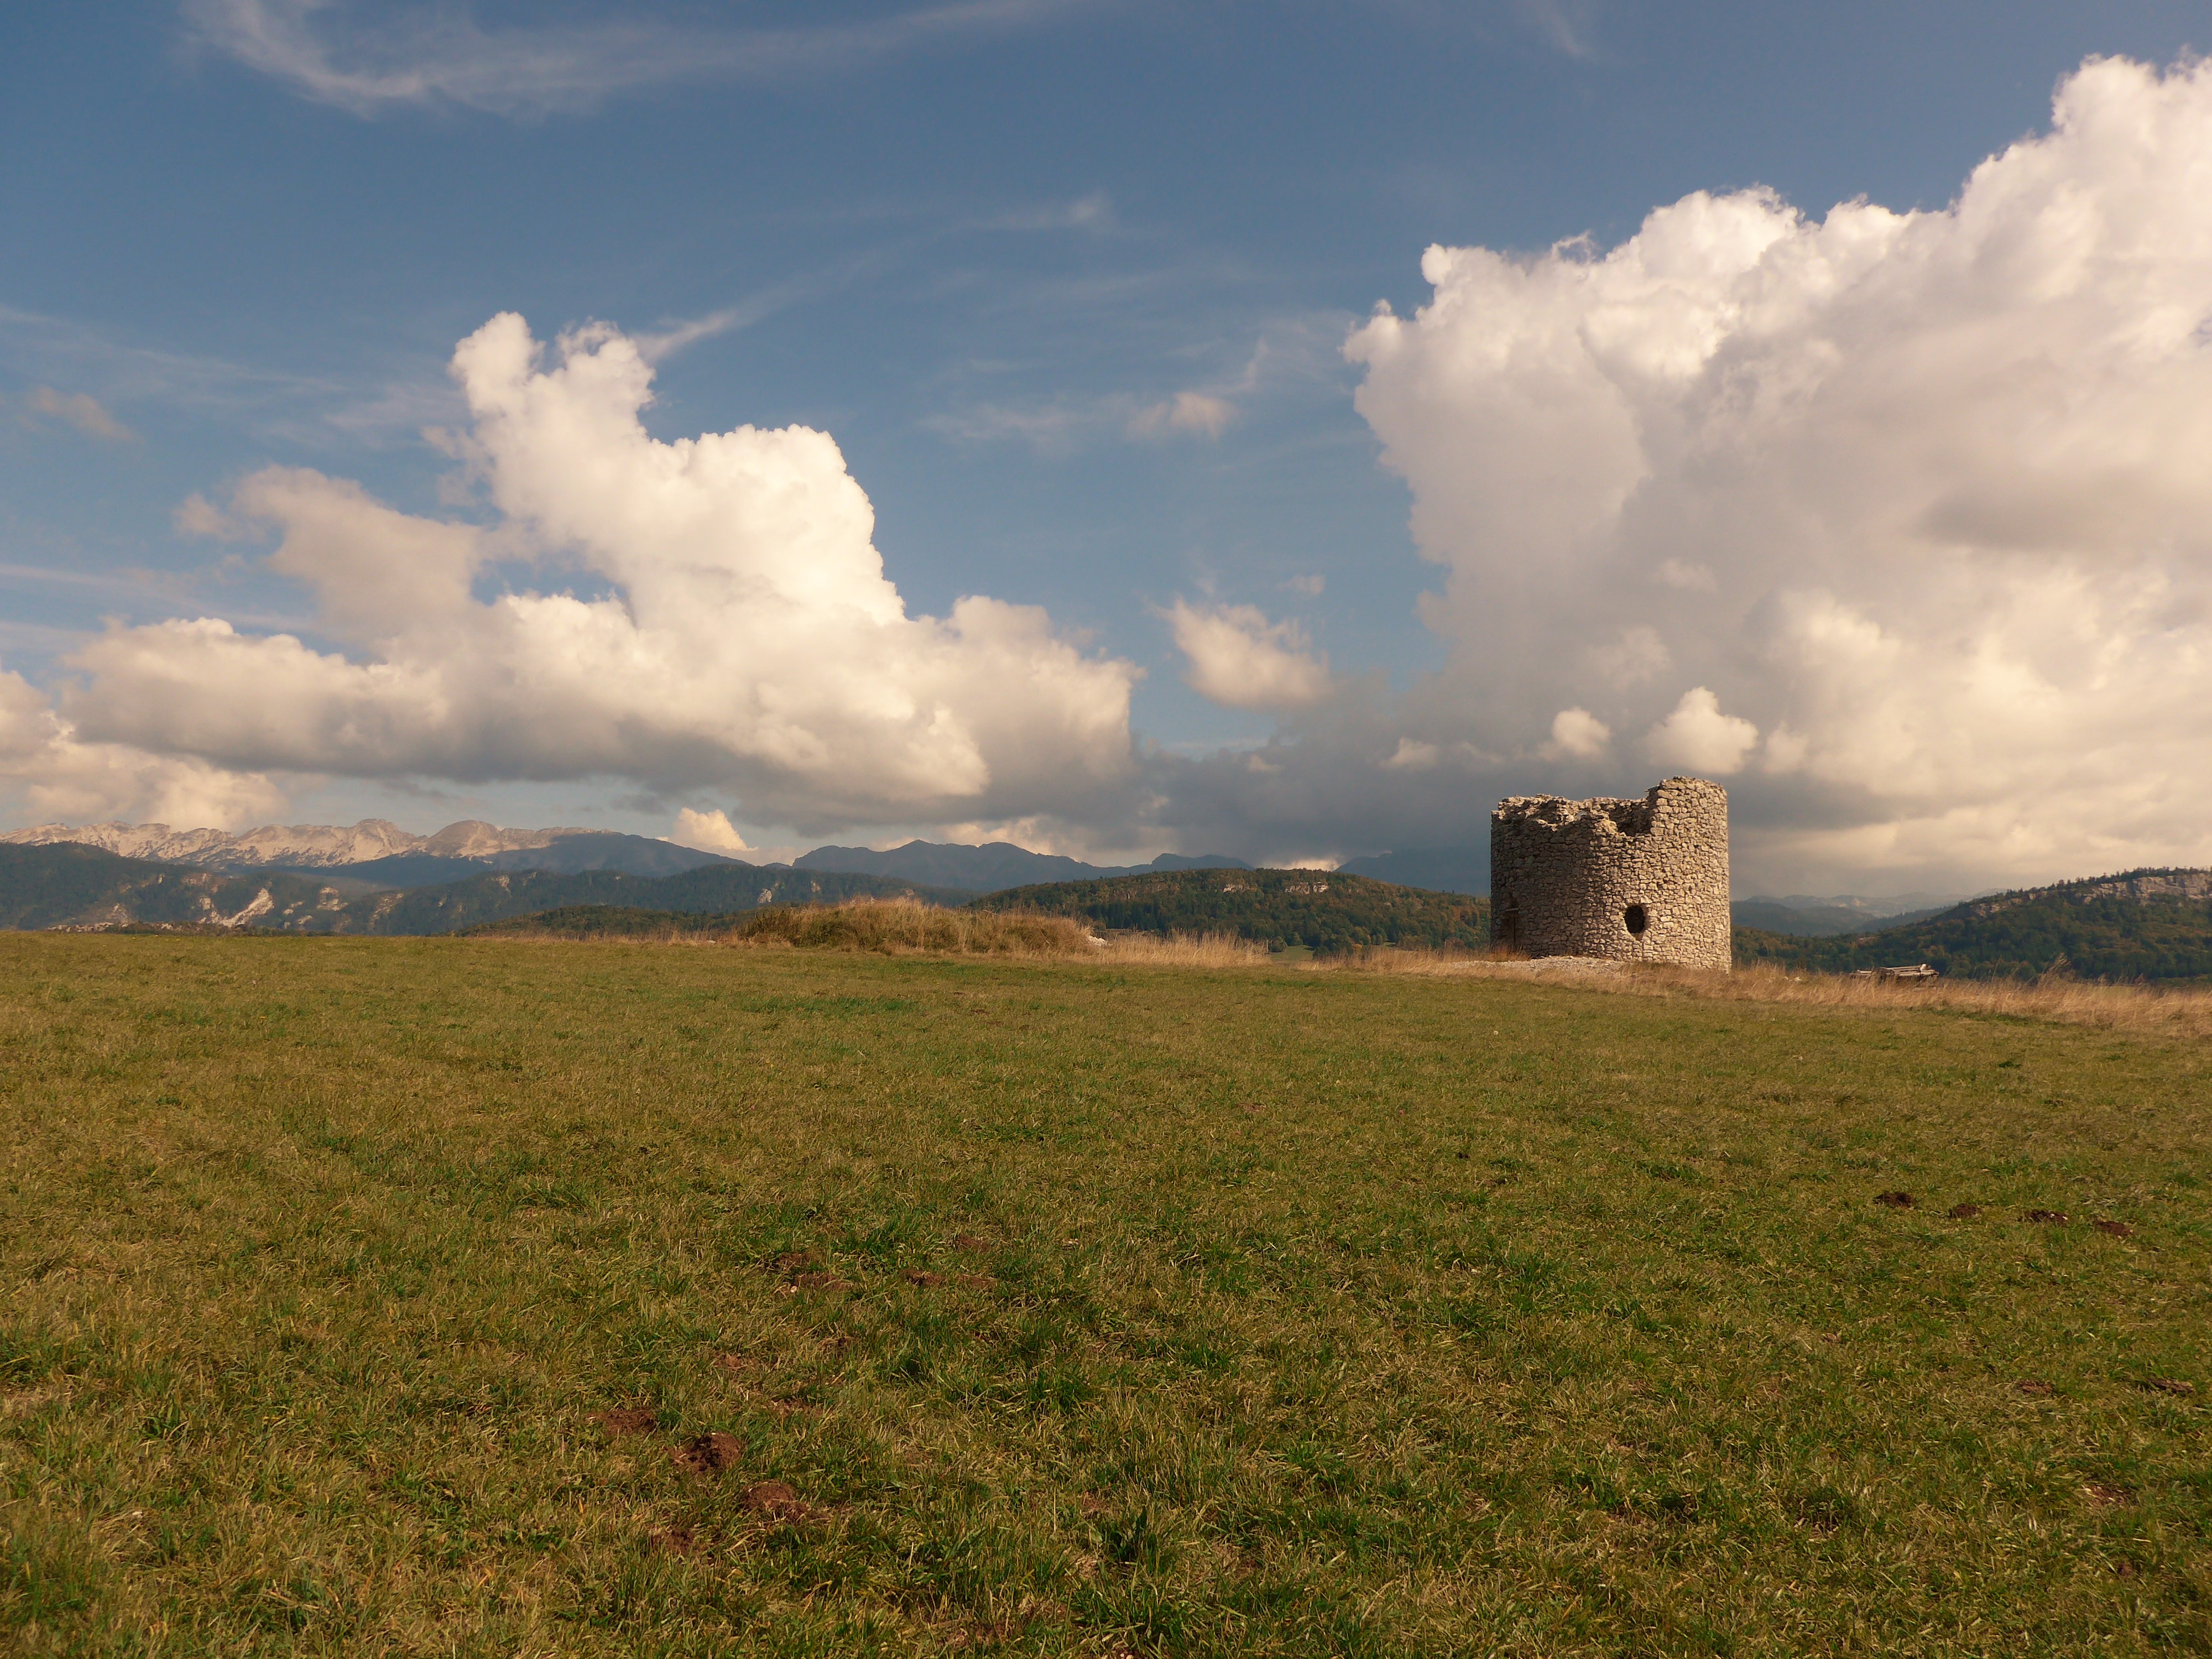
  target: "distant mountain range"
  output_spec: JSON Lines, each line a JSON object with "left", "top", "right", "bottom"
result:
{"left": 1334, "top": 845, "right": 1485, "bottom": 895}
{"left": 0, "top": 821, "right": 1966, "bottom": 931}
{"left": 795, "top": 839, "right": 1247, "bottom": 891}
{"left": 0, "top": 818, "right": 734, "bottom": 878}
{"left": 1755, "top": 891, "right": 1967, "bottom": 918}
{"left": 0, "top": 821, "right": 1248, "bottom": 894}
{"left": 0, "top": 842, "right": 970, "bottom": 935}
{"left": 1729, "top": 898, "right": 1954, "bottom": 937}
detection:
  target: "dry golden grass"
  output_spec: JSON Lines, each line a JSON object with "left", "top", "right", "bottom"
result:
{"left": 1090, "top": 931, "right": 1271, "bottom": 967}
{"left": 495, "top": 899, "right": 2212, "bottom": 1038}
{"left": 738, "top": 901, "right": 1271, "bottom": 965}
{"left": 1337, "top": 947, "right": 2212, "bottom": 1038}
{"left": 736, "top": 898, "right": 1096, "bottom": 954}
{"left": 494, "top": 901, "right": 1278, "bottom": 966}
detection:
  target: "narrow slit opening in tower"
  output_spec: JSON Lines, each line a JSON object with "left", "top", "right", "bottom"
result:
{"left": 1623, "top": 902, "right": 1650, "bottom": 936}
{"left": 1498, "top": 902, "right": 1520, "bottom": 950}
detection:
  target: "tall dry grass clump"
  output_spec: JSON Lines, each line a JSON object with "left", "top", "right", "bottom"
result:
{"left": 1093, "top": 931, "right": 1272, "bottom": 967}
{"left": 1339, "top": 947, "right": 2212, "bottom": 1039}
{"left": 736, "top": 899, "right": 1095, "bottom": 956}
{"left": 1641, "top": 959, "right": 2212, "bottom": 1039}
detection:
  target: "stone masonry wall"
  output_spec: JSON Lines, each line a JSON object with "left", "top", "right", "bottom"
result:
{"left": 1489, "top": 777, "right": 1730, "bottom": 970}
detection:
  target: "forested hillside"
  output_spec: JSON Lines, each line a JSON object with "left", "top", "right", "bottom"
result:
{"left": 971, "top": 868, "right": 1491, "bottom": 954}
{"left": 1736, "top": 870, "right": 2212, "bottom": 981}
{"left": 0, "top": 843, "right": 341, "bottom": 931}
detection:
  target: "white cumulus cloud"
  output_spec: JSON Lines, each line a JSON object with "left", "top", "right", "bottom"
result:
{"left": 52, "top": 312, "right": 1138, "bottom": 836}
{"left": 1319, "top": 54, "right": 2212, "bottom": 890}
{"left": 1546, "top": 707, "right": 1611, "bottom": 759}
{"left": 0, "top": 662, "right": 282, "bottom": 828}
{"left": 173, "top": 492, "right": 251, "bottom": 540}
{"left": 1644, "top": 687, "right": 1757, "bottom": 775}
{"left": 1653, "top": 559, "right": 1714, "bottom": 592}
{"left": 671, "top": 807, "right": 752, "bottom": 855}
{"left": 1383, "top": 738, "right": 1440, "bottom": 771}
{"left": 1165, "top": 599, "right": 1332, "bottom": 710}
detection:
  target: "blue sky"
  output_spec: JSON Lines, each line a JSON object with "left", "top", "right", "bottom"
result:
{"left": 4, "top": 3, "right": 2211, "bottom": 889}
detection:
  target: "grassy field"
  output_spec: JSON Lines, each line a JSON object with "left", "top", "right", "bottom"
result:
{"left": 3, "top": 936, "right": 2208, "bottom": 1656}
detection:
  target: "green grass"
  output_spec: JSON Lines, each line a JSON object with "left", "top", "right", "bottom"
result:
{"left": 2, "top": 936, "right": 2208, "bottom": 1656}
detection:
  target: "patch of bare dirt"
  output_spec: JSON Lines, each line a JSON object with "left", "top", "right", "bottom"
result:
{"left": 1874, "top": 1191, "right": 1914, "bottom": 1209}
{"left": 957, "top": 1272, "right": 995, "bottom": 1290}
{"left": 2084, "top": 1481, "right": 2133, "bottom": 1508}
{"left": 2094, "top": 1219, "right": 2135, "bottom": 1238}
{"left": 943, "top": 1620, "right": 1023, "bottom": 1651}
{"left": 741, "top": 1479, "right": 811, "bottom": 1521}
{"left": 2016, "top": 1379, "right": 2057, "bottom": 1397}
{"left": 1448, "top": 955, "right": 1627, "bottom": 979}
{"left": 902, "top": 1270, "right": 946, "bottom": 1287}
{"left": 2135, "top": 1378, "right": 2195, "bottom": 1396}
{"left": 673, "top": 1432, "right": 743, "bottom": 1476}
{"left": 951, "top": 1233, "right": 990, "bottom": 1253}
{"left": 591, "top": 1407, "right": 659, "bottom": 1437}
{"left": 2023, "top": 1209, "right": 2069, "bottom": 1224}
{"left": 791, "top": 1272, "right": 855, "bottom": 1293}
{"left": 1947, "top": 1203, "right": 1981, "bottom": 1219}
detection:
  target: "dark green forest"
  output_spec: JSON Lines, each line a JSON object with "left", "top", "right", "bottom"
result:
{"left": 972, "top": 867, "right": 1493, "bottom": 954}
{"left": 1738, "top": 885, "right": 2212, "bottom": 982}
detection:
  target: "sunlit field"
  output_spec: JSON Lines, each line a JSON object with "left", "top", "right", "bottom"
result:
{"left": 4, "top": 935, "right": 2207, "bottom": 1656}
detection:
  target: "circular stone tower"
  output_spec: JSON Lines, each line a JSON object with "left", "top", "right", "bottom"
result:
{"left": 1489, "top": 776, "right": 1730, "bottom": 969}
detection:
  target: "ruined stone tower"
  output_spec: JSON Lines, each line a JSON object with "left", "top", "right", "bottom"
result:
{"left": 1489, "top": 776, "right": 1730, "bottom": 969}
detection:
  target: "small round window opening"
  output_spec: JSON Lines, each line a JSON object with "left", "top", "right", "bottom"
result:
{"left": 1622, "top": 903, "right": 1651, "bottom": 936}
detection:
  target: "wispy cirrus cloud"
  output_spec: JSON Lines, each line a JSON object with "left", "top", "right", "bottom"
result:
{"left": 1128, "top": 390, "right": 1234, "bottom": 440}
{"left": 22, "top": 388, "right": 134, "bottom": 442}
{"left": 1514, "top": 0, "right": 1597, "bottom": 59}
{"left": 0, "top": 301, "right": 332, "bottom": 415}
{"left": 184, "top": 0, "right": 1101, "bottom": 118}
{"left": 979, "top": 192, "right": 1117, "bottom": 234}
{"left": 928, "top": 315, "right": 1349, "bottom": 455}
{"left": 0, "top": 276, "right": 822, "bottom": 456}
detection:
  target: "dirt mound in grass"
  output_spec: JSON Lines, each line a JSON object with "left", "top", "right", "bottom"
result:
{"left": 674, "top": 1432, "right": 743, "bottom": 1475}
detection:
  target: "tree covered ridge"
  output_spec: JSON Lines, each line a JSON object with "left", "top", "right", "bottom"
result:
{"left": 971, "top": 868, "right": 1493, "bottom": 954}
{"left": 1737, "top": 867, "right": 2212, "bottom": 982}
